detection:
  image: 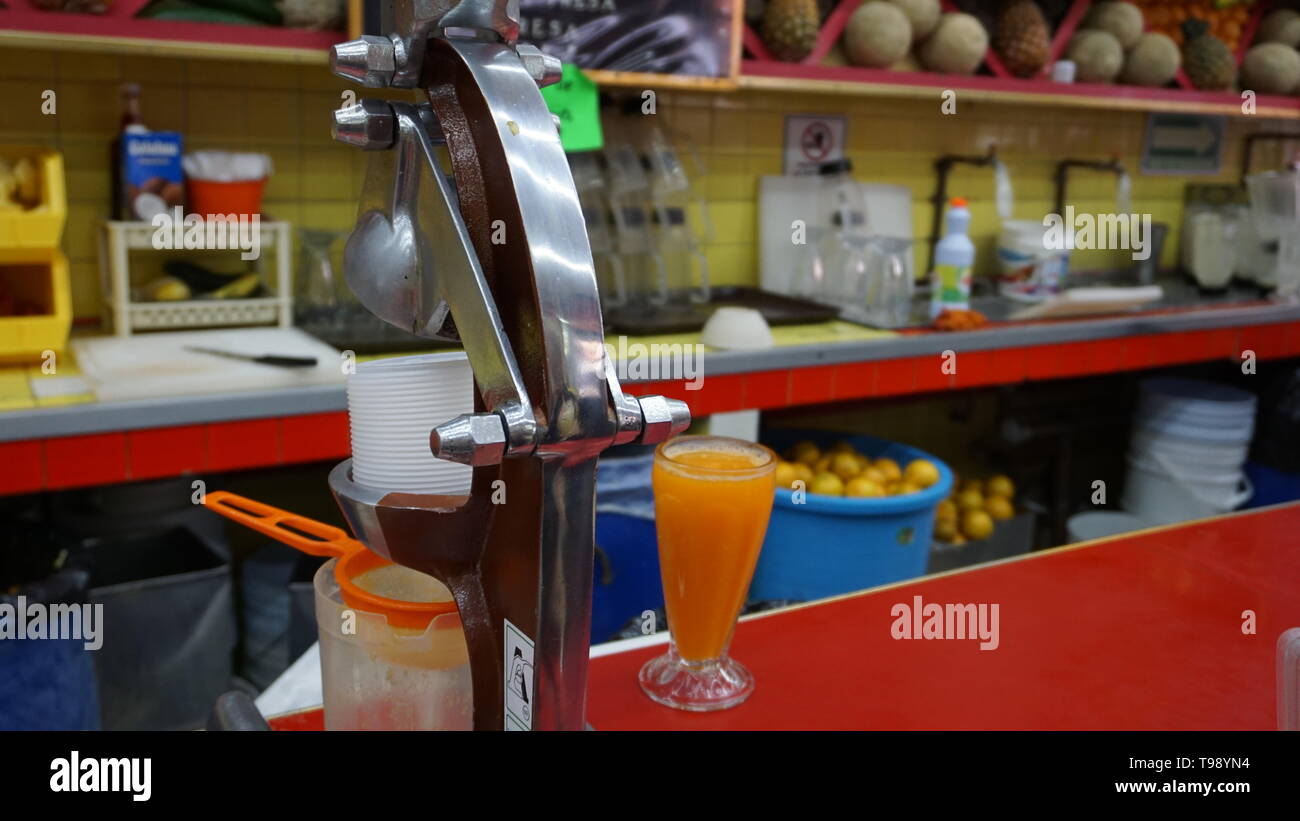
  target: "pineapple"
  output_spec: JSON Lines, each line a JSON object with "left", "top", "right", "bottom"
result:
{"left": 993, "top": 0, "right": 1051, "bottom": 78}
{"left": 1181, "top": 18, "right": 1236, "bottom": 91}
{"left": 762, "top": 0, "right": 821, "bottom": 62}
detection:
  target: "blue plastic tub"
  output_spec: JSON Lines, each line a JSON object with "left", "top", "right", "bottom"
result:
{"left": 750, "top": 431, "right": 954, "bottom": 603}
{"left": 1243, "top": 461, "right": 1300, "bottom": 508}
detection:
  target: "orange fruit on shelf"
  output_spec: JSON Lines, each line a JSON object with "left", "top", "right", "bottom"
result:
{"left": 775, "top": 461, "right": 799, "bottom": 489}
{"left": 934, "top": 517, "right": 958, "bottom": 542}
{"left": 936, "top": 499, "right": 958, "bottom": 521}
{"left": 903, "top": 459, "right": 941, "bottom": 489}
{"left": 986, "top": 475, "right": 1015, "bottom": 499}
{"left": 810, "top": 472, "right": 845, "bottom": 497}
{"left": 792, "top": 463, "right": 814, "bottom": 485}
{"left": 956, "top": 488, "right": 984, "bottom": 511}
{"left": 874, "top": 457, "right": 903, "bottom": 482}
{"left": 831, "top": 452, "right": 862, "bottom": 481}
{"left": 790, "top": 441, "right": 820, "bottom": 466}
{"left": 962, "top": 510, "right": 995, "bottom": 541}
{"left": 845, "top": 477, "right": 886, "bottom": 498}
{"left": 985, "top": 495, "right": 1015, "bottom": 521}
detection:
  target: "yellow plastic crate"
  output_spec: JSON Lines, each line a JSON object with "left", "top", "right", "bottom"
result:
{"left": 0, "top": 147, "right": 67, "bottom": 250}
{"left": 0, "top": 248, "right": 72, "bottom": 365}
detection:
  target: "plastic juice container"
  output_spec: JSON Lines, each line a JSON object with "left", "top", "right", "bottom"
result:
{"left": 931, "top": 197, "right": 975, "bottom": 317}
{"left": 651, "top": 441, "right": 777, "bottom": 662}
{"left": 315, "top": 559, "right": 472, "bottom": 731}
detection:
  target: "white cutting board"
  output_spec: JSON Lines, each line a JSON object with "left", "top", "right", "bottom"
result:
{"left": 1007, "top": 286, "right": 1164, "bottom": 321}
{"left": 73, "top": 328, "right": 345, "bottom": 401}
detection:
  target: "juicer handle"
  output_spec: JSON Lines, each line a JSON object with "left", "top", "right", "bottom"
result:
{"left": 203, "top": 491, "right": 361, "bottom": 559}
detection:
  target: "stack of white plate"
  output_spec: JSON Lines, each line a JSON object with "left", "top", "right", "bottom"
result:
{"left": 346, "top": 352, "right": 474, "bottom": 494}
{"left": 1122, "top": 378, "right": 1256, "bottom": 524}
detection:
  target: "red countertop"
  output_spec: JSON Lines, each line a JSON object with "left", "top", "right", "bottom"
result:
{"left": 586, "top": 503, "right": 1300, "bottom": 730}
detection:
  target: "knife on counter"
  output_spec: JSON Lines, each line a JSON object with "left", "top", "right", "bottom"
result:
{"left": 185, "top": 346, "right": 319, "bottom": 368}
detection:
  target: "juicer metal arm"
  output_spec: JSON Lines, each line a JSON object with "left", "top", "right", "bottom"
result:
{"left": 339, "top": 99, "right": 536, "bottom": 455}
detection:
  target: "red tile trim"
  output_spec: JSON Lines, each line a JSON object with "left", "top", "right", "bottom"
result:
{"left": 127, "top": 425, "right": 206, "bottom": 481}
{"left": 45, "top": 433, "right": 128, "bottom": 490}
{"left": 206, "top": 419, "right": 281, "bottom": 472}
{"left": 833, "top": 362, "right": 875, "bottom": 401}
{"left": 280, "top": 412, "right": 350, "bottom": 464}
{"left": 0, "top": 440, "right": 43, "bottom": 495}
{"left": 789, "top": 365, "right": 836, "bottom": 406}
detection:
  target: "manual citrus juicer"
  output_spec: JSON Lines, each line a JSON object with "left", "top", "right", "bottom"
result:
{"left": 322, "top": 0, "right": 690, "bottom": 730}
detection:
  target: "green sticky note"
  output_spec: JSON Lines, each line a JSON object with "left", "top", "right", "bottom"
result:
{"left": 541, "top": 63, "right": 603, "bottom": 153}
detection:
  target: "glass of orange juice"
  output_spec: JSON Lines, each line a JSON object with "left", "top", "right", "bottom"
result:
{"left": 639, "top": 435, "right": 777, "bottom": 711}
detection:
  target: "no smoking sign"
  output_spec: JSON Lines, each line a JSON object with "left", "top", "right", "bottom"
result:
{"left": 784, "top": 115, "right": 847, "bottom": 175}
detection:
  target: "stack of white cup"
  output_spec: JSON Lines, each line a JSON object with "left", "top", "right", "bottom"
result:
{"left": 346, "top": 352, "right": 474, "bottom": 494}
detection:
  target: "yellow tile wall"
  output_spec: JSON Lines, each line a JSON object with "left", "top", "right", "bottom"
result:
{"left": 652, "top": 88, "right": 1300, "bottom": 285}
{"left": 0, "top": 49, "right": 405, "bottom": 320}
{"left": 2, "top": 45, "right": 1297, "bottom": 322}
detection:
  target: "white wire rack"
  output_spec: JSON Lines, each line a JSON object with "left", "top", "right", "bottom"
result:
{"left": 97, "top": 219, "right": 292, "bottom": 336}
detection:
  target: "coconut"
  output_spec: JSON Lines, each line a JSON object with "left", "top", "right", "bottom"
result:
{"left": 844, "top": 1, "right": 913, "bottom": 68}
{"left": 1066, "top": 30, "right": 1124, "bottom": 84}
{"left": 1119, "top": 32, "right": 1181, "bottom": 87}
{"left": 1241, "top": 43, "right": 1300, "bottom": 95}
{"left": 919, "top": 12, "right": 989, "bottom": 76}
{"left": 887, "top": 0, "right": 941, "bottom": 42}
{"left": 1084, "top": 1, "right": 1144, "bottom": 50}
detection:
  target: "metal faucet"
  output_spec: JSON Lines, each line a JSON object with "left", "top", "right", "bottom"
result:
{"left": 927, "top": 145, "right": 998, "bottom": 274}
{"left": 1053, "top": 156, "right": 1126, "bottom": 219}
{"left": 326, "top": 0, "right": 690, "bottom": 731}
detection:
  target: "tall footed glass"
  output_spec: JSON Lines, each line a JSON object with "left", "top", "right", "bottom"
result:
{"left": 639, "top": 436, "right": 777, "bottom": 711}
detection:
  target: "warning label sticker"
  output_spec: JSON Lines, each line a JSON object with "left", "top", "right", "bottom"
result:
{"left": 504, "top": 619, "right": 535, "bottom": 731}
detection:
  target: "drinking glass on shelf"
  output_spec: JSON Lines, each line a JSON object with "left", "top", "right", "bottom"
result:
{"left": 639, "top": 436, "right": 777, "bottom": 711}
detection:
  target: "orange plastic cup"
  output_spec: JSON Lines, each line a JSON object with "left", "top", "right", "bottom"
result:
{"left": 186, "top": 178, "right": 265, "bottom": 218}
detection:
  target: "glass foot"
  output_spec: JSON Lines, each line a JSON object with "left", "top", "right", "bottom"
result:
{"left": 638, "top": 647, "right": 754, "bottom": 712}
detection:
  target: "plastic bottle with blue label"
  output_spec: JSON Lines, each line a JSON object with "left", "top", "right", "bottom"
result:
{"left": 931, "top": 197, "right": 975, "bottom": 318}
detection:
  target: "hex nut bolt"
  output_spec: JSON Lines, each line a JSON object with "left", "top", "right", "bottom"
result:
{"left": 331, "top": 35, "right": 397, "bottom": 88}
{"left": 635, "top": 395, "right": 691, "bottom": 445}
{"left": 516, "top": 43, "right": 563, "bottom": 88}
{"left": 430, "top": 412, "right": 508, "bottom": 467}
{"left": 332, "top": 99, "right": 397, "bottom": 150}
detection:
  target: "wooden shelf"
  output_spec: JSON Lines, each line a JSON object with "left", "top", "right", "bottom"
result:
{"left": 741, "top": 0, "right": 1297, "bottom": 119}
{"left": 740, "top": 59, "right": 1300, "bottom": 119}
{"left": 0, "top": 3, "right": 340, "bottom": 64}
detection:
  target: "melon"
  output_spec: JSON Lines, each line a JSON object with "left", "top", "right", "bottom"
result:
{"left": 844, "top": 1, "right": 913, "bottom": 68}
{"left": 1241, "top": 43, "right": 1300, "bottom": 96}
{"left": 1257, "top": 9, "right": 1300, "bottom": 48}
{"left": 1066, "top": 30, "right": 1123, "bottom": 84}
{"left": 1120, "top": 32, "right": 1181, "bottom": 87}
{"left": 887, "top": 0, "right": 941, "bottom": 42}
{"left": 919, "top": 12, "right": 989, "bottom": 76}
{"left": 1084, "top": 1, "right": 1144, "bottom": 50}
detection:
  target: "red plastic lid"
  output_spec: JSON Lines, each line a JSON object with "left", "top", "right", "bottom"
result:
{"left": 950, "top": 197, "right": 967, "bottom": 207}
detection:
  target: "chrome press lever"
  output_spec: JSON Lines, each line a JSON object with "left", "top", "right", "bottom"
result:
{"left": 326, "top": 0, "right": 689, "bottom": 731}
{"left": 334, "top": 99, "right": 536, "bottom": 458}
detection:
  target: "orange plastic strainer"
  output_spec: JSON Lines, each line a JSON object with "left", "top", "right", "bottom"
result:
{"left": 203, "top": 490, "right": 457, "bottom": 630}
